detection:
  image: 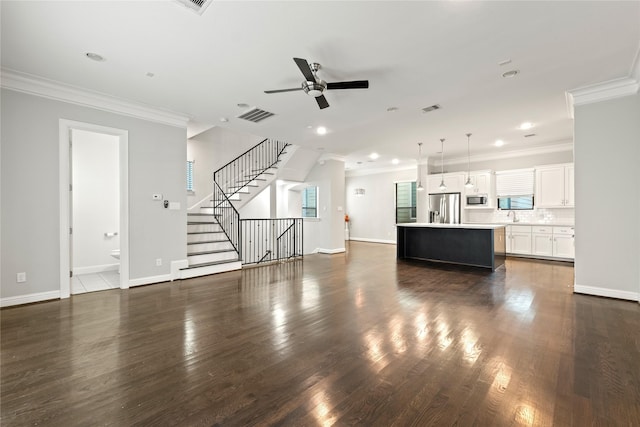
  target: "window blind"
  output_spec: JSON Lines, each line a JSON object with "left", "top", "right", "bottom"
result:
{"left": 495, "top": 169, "right": 534, "bottom": 196}
{"left": 186, "top": 160, "right": 194, "bottom": 191}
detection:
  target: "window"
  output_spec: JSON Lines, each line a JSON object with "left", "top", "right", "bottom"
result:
{"left": 498, "top": 195, "right": 534, "bottom": 210}
{"left": 302, "top": 186, "right": 318, "bottom": 218}
{"left": 186, "top": 160, "right": 194, "bottom": 192}
{"left": 396, "top": 182, "right": 417, "bottom": 223}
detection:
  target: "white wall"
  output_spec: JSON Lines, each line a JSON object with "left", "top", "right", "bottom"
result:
{"left": 345, "top": 168, "right": 417, "bottom": 243}
{"left": 574, "top": 91, "right": 640, "bottom": 301}
{"left": 1, "top": 89, "right": 187, "bottom": 301}
{"left": 239, "top": 186, "right": 271, "bottom": 219}
{"left": 302, "top": 159, "right": 346, "bottom": 254}
{"left": 72, "top": 129, "right": 120, "bottom": 273}
{"left": 186, "top": 126, "right": 263, "bottom": 209}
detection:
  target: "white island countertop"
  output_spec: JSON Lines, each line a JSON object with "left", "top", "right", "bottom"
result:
{"left": 396, "top": 223, "right": 506, "bottom": 230}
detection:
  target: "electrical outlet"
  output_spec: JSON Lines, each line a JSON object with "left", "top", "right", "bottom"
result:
{"left": 156, "top": 258, "right": 162, "bottom": 266}
{"left": 16, "top": 272, "right": 26, "bottom": 283}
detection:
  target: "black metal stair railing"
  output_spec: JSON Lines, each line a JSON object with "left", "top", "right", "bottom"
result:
{"left": 212, "top": 138, "right": 289, "bottom": 259}
{"left": 240, "top": 218, "right": 303, "bottom": 265}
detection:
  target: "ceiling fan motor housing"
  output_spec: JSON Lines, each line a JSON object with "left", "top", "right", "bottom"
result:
{"left": 303, "top": 80, "right": 327, "bottom": 97}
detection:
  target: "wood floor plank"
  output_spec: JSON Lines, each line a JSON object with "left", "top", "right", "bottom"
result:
{"left": 2, "top": 241, "right": 640, "bottom": 426}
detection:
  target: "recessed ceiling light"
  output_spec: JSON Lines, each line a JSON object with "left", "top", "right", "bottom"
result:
{"left": 387, "top": 107, "right": 398, "bottom": 112}
{"left": 237, "top": 103, "right": 249, "bottom": 108}
{"left": 316, "top": 126, "right": 327, "bottom": 135}
{"left": 519, "top": 122, "right": 534, "bottom": 130}
{"left": 85, "top": 52, "right": 105, "bottom": 62}
{"left": 495, "top": 139, "right": 505, "bottom": 147}
{"left": 391, "top": 158, "right": 399, "bottom": 165}
{"left": 369, "top": 152, "right": 379, "bottom": 160}
{"left": 502, "top": 70, "right": 520, "bottom": 78}
{"left": 219, "top": 117, "right": 229, "bottom": 122}
{"left": 498, "top": 59, "right": 512, "bottom": 66}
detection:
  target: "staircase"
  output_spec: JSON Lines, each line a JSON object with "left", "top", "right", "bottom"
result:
{"left": 179, "top": 138, "right": 290, "bottom": 279}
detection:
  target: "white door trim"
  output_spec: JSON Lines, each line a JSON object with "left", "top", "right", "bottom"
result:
{"left": 59, "top": 119, "right": 129, "bottom": 297}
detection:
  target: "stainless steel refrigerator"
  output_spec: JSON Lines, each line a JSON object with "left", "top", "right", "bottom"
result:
{"left": 428, "top": 192, "right": 461, "bottom": 224}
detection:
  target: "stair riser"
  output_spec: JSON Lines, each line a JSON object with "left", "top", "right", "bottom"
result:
{"left": 188, "top": 251, "right": 238, "bottom": 265}
{"left": 188, "top": 242, "right": 234, "bottom": 254}
{"left": 179, "top": 261, "right": 242, "bottom": 279}
{"left": 187, "top": 215, "right": 218, "bottom": 223}
{"left": 187, "top": 223, "right": 222, "bottom": 233}
{"left": 187, "top": 233, "right": 226, "bottom": 243}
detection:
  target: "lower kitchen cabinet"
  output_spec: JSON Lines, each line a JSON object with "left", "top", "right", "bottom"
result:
{"left": 507, "top": 226, "right": 532, "bottom": 255}
{"left": 552, "top": 227, "right": 575, "bottom": 259}
{"left": 532, "top": 226, "right": 553, "bottom": 257}
{"left": 506, "top": 225, "right": 574, "bottom": 260}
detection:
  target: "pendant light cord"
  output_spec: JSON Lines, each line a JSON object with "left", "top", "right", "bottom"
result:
{"left": 466, "top": 133, "right": 471, "bottom": 177}
{"left": 440, "top": 138, "right": 445, "bottom": 178}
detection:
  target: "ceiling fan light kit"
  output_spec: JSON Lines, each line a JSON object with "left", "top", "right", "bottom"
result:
{"left": 265, "top": 57, "right": 369, "bottom": 110}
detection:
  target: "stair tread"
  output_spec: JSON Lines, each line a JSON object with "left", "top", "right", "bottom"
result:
{"left": 187, "top": 221, "right": 219, "bottom": 225}
{"left": 188, "top": 213, "right": 218, "bottom": 216}
{"left": 187, "top": 231, "right": 224, "bottom": 235}
{"left": 187, "top": 240, "right": 231, "bottom": 245}
{"left": 188, "top": 249, "right": 237, "bottom": 256}
{"left": 181, "top": 259, "right": 240, "bottom": 270}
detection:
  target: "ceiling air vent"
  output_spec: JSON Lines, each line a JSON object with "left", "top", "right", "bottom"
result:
{"left": 524, "top": 133, "right": 537, "bottom": 138}
{"left": 237, "top": 108, "right": 275, "bottom": 123}
{"left": 422, "top": 104, "right": 441, "bottom": 113}
{"left": 174, "top": 0, "right": 213, "bottom": 15}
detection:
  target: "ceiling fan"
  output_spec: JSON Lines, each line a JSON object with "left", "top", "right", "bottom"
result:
{"left": 264, "top": 57, "right": 369, "bottom": 110}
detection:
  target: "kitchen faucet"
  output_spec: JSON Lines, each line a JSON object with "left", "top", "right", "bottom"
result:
{"left": 507, "top": 210, "right": 519, "bottom": 223}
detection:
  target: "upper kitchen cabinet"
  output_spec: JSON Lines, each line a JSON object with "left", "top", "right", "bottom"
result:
{"left": 463, "top": 170, "right": 496, "bottom": 208}
{"left": 535, "top": 163, "right": 574, "bottom": 208}
{"left": 426, "top": 173, "right": 465, "bottom": 194}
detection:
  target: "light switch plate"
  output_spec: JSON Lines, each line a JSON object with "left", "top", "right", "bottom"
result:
{"left": 169, "top": 202, "right": 180, "bottom": 210}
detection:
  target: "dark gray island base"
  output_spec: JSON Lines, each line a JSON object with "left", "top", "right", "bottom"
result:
{"left": 397, "top": 223, "right": 506, "bottom": 271}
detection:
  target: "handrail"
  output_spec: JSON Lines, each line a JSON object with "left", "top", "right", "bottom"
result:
{"left": 240, "top": 218, "right": 303, "bottom": 265}
{"left": 212, "top": 138, "right": 290, "bottom": 259}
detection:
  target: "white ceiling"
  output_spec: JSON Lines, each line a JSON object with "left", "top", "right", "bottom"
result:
{"left": 2, "top": 1, "right": 639, "bottom": 171}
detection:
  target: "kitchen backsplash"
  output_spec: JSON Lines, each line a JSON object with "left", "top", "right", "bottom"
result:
{"left": 465, "top": 208, "right": 575, "bottom": 225}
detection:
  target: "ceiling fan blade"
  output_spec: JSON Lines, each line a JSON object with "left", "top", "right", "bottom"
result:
{"left": 293, "top": 57, "right": 316, "bottom": 82}
{"left": 316, "top": 95, "right": 330, "bottom": 110}
{"left": 326, "top": 80, "right": 369, "bottom": 90}
{"left": 264, "top": 87, "right": 303, "bottom": 94}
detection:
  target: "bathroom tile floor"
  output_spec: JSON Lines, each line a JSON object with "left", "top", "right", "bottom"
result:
{"left": 72, "top": 271, "right": 120, "bottom": 294}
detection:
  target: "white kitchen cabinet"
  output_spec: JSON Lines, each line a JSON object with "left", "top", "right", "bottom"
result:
{"left": 535, "top": 163, "right": 574, "bottom": 208}
{"left": 463, "top": 171, "right": 496, "bottom": 208}
{"left": 507, "top": 225, "right": 532, "bottom": 255}
{"left": 531, "top": 226, "right": 553, "bottom": 257}
{"left": 552, "top": 226, "right": 575, "bottom": 259}
{"left": 426, "top": 173, "right": 465, "bottom": 194}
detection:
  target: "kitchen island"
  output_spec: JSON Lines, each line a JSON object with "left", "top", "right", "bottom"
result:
{"left": 396, "top": 223, "right": 506, "bottom": 271}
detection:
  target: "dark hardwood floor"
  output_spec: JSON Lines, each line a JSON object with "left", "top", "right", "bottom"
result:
{"left": 2, "top": 241, "right": 639, "bottom": 426}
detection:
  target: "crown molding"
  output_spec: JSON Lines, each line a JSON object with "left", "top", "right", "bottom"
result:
{"left": 1, "top": 68, "right": 190, "bottom": 128}
{"left": 345, "top": 164, "right": 415, "bottom": 177}
{"left": 567, "top": 77, "right": 639, "bottom": 110}
{"left": 434, "top": 141, "right": 574, "bottom": 167}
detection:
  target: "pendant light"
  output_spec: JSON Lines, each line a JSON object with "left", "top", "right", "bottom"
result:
{"left": 438, "top": 138, "right": 447, "bottom": 191}
{"left": 464, "top": 133, "right": 474, "bottom": 188}
{"left": 416, "top": 142, "right": 424, "bottom": 191}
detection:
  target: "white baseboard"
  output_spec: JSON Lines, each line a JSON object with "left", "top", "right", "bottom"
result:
{"left": 349, "top": 237, "right": 397, "bottom": 245}
{"left": 1, "top": 290, "right": 61, "bottom": 307}
{"left": 129, "top": 274, "right": 172, "bottom": 287}
{"left": 316, "top": 247, "right": 346, "bottom": 254}
{"left": 171, "top": 259, "right": 189, "bottom": 281}
{"left": 574, "top": 284, "right": 639, "bottom": 302}
{"left": 73, "top": 263, "right": 119, "bottom": 275}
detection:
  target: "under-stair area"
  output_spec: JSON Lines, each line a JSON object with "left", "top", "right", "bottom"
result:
{"left": 179, "top": 138, "right": 300, "bottom": 279}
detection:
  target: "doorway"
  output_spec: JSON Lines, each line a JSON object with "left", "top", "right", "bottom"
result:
{"left": 59, "top": 120, "right": 129, "bottom": 298}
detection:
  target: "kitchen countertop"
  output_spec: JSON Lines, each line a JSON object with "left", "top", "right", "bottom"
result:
{"left": 396, "top": 223, "right": 506, "bottom": 230}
